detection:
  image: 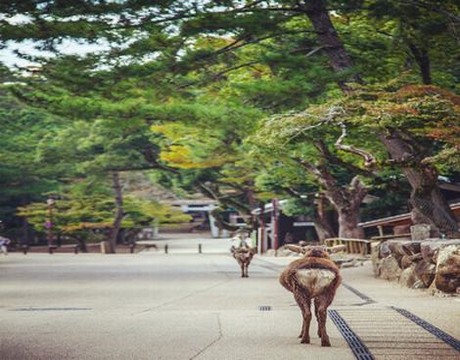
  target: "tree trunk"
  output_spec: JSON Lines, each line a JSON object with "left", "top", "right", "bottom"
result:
{"left": 301, "top": 0, "right": 363, "bottom": 90}
{"left": 300, "top": 1, "right": 369, "bottom": 235}
{"left": 325, "top": 176, "right": 367, "bottom": 239}
{"left": 107, "top": 171, "right": 124, "bottom": 254}
{"left": 408, "top": 43, "right": 432, "bottom": 84}
{"left": 299, "top": 158, "right": 367, "bottom": 239}
{"left": 314, "top": 193, "right": 336, "bottom": 242}
{"left": 21, "top": 217, "right": 31, "bottom": 246}
{"left": 378, "top": 131, "right": 459, "bottom": 237}
{"left": 337, "top": 208, "right": 364, "bottom": 239}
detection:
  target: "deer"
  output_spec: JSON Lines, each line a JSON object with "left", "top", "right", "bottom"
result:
{"left": 230, "top": 231, "right": 256, "bottom": 278}
{"left": 279, "top": 244, "right": 342, "bottom": 347}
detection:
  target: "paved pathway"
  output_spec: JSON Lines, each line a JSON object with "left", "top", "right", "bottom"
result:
{"left": 1, "top": 234, "right": 459, "bottom": 359}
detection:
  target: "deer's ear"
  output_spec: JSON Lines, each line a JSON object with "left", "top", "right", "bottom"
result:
{"left": 300, "top": 245, "right": 315, "bottom": 254}
{"left": 286, "top": 245, "right": 303, "bottom": 254}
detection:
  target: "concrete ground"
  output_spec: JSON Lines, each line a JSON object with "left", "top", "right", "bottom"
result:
{"left": 1, "top": 234, "right": 459, "bottom": 360}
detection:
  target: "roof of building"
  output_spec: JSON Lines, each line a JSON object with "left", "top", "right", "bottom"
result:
{"left": 359, "top": 202, "right": 460, "bottom": 228}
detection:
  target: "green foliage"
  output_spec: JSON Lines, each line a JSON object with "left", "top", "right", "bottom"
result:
{"left": 359, "top": 170, "right": 412, "bottom": 221}
{"left": 281, "top": 197, "right": 316, "bottom": 218}
{"left": 1, "top": 0, "right": 459, "bottom": 235}
{"left": 345, "top": 84, "right": 460, "bottom": 172}
{"left": 0, "top": 89, "right": 60, "bottom": 220}
{"left": 17, "top": 181, "right": 191, "bottom": 241}
{"left": 365, "top": 0, "right": 460, "bottom": 88}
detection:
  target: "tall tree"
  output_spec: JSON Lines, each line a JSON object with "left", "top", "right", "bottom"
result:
{"left": 2, "top": 0, "right": 459, "bottom": 241}
{"left": 250, "top": 100, "right": 384, "bottom": 239}
{"left": 258, "top": 1, "right": 459, "bottom": 237}
{"left": 0, "top": 84, "right": 60, "bottom": 241}
{"left": 346, "top": 84, "right": 460, "bottom": 236}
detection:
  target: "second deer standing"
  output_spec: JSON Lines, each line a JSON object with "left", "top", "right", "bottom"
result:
{"left": 231, "top": 231, "right": 256, "bottom": 278}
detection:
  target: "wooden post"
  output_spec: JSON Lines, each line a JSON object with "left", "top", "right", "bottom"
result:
{"left": 272, "top": 199, "right": 279, "bottom": 250}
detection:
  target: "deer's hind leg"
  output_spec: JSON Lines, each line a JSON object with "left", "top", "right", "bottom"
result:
{"left": 314, "top": 294, "right": 333, "bottom": 347}
{"left": 293, "top": 292, "right": 312, "bottom": 344}
{"left": 235, "top": 257, "right": 245, "bottom": 278}
{"left": 242, "top": 261, "right": 247, "bottom": 277}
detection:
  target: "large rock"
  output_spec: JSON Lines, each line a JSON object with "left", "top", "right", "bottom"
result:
{"left": 379, "top": 241, "right": 391, "bottom": 257}
{"left": 265, "top": 248, "right": 277, "bottom": 257}
{"left": 387, "top": 240, "right": 421, "bottom": 268}
{"left": 421, "top": 241, "right": 440, "bottom": 263}
{"left": 371, "top": 242, "right": 381, "bottom": 276}
{"left": 397, "top": 259, "right": 436, "bottom": 289}
{"left": 379, "top": 255, "right": 401, "bottom": 281}
{"left": 410, "top": 224, "right": 431, "bottom": 240}
{"left": 414, "top": 260, "right": 436, "bottom": 288}
{"left": 399, "top": 264, "right": 418, "bottom": 288}
{"left": 372, "top": 241, "right": 404, "bottom": 279}
{"left": 421, "top": 239, "right": 460, "bottom": 262}
{"left": 435, "top": 245, "right": 460, "bottom": 293}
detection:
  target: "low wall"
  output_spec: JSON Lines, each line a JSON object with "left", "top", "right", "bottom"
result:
{"left": 372, "top": 238, "right": 460, "bottom": 294}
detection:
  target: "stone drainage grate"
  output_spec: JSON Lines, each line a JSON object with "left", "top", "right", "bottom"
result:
{"left": 331, "top": 308, "right": 460, "bottom": 360}
{"left": 329, "top": 309, "right": 375, "bottom": 360}
{"left": 392, "top": 307, "right": 460, "bottom": 351}
{"left": 342, "top": 283, "right": 376, "bottom": 305}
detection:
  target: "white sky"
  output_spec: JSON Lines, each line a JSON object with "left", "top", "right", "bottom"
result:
{"left": 0, "top": 39, "right": 112, "bottom": 70}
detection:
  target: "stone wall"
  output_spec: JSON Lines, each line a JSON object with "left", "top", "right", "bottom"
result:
{"left": 372, "top": 239, "right": 460, "bottom": 294}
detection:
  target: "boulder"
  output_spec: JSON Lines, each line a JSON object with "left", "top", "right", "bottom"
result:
{"left": 276, "top": 246, "right": 298, "bottom": 257}
{"left": 387, "top": 240, "right": 421, "bottom": 268}
{"left": 401, "top": 253, "right": 422, "bottom": 270}
{"left": 379, "top": 241, "right": 391, "bottom": 258}
{"left": 435, "top": 245, "right": 460, "bottom": 293}
{"left": 421, "top": 241, "right": 439, "bottom": 263}
{"left": 265, "top": 249, "right": 277, "bottom": 257}
{"left": 414, "top": 259, "right": 436, "bottom": 288}
{"left": 371, "top": 242, "right": 381, "bottom": 276}
{"left": 379, "top": 255, "right": 401, "bottom": 281}
{"left": 421, "top": 239, "right": 460, "bottom": 263}
{"left": 410, "top": 224, "right": 431, "bottom": 240}
{"left": 399, "top": 264, "right": 418, "bottom": 288}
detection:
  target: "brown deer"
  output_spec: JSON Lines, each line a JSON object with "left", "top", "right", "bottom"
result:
{"left": 279, "top": 245, "right": 342, "bottom": 347}
{"left": 230, "top": 231, "right": 256, "bottom": 278}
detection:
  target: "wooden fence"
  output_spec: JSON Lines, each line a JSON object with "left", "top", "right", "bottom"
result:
{"left": 324, "top": 237, "right": 375, "bottom": 256}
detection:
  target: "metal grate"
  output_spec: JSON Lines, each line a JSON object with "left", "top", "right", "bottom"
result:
{"left": 259, "top": 305, "right": 272, "bottom": 311}
{"left": 342, "top": 283, "right": 376, "bottom": 305}
{"left": 329, "top": 310, "right": 375, "bottom": 360}
{"left": 392, "top": 307, "right": 460, "bottom": 351}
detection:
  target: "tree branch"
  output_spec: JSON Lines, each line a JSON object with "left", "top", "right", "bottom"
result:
{"left": 314, "top": 140, "right": 375, "bottom": 178}
{"left": 335, "top": 122, "right": 377, "bottom": 168}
